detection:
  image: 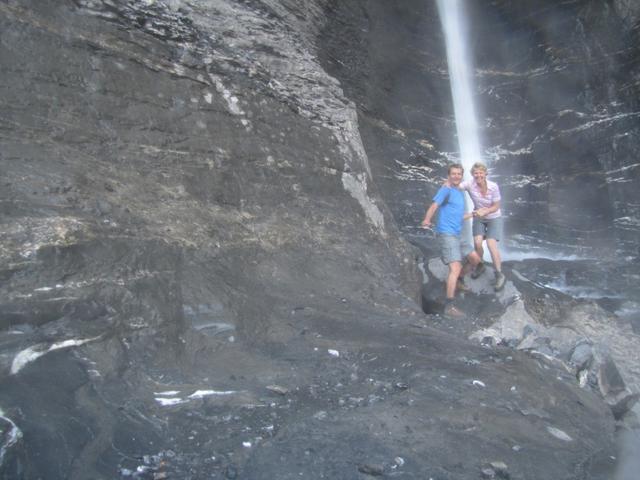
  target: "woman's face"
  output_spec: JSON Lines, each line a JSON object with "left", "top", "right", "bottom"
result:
{"left": 472, "top": 168, "right": 487, "bottom": 183}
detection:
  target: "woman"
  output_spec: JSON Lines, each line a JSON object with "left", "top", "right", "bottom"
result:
{"left": 461, "top": 162, "right": 506, "bottom": 291}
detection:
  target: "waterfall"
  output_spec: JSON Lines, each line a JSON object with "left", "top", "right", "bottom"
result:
{"left": 436, "top": 0, "right": 482, "bottom": 175}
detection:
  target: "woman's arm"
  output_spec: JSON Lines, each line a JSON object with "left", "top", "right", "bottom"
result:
{"left": 474, "top": 200, "right": 500, "bottom": 218}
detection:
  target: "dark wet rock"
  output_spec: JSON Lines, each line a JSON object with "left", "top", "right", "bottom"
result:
{"left": 489, "top": 461, "right": 510, "bottom": 479}
{"left": 569, "top": 342, "right": 594, "bottom": 371}
{"left": 94, "top": 198, "right": 112, "bottom": 216}
{"left": 481, "top": 462, "right": 511, "bottom": 480}
{"left": 224, "top": 464, "right": 238, "bottom": 479}
{"left": 482, "top": 467, "right": 497, "bottom": 479}
{"left": 595, "top": 356, "right": 640, "bottom": 420}
{"left": 610, "top": 392, "right": 640, "bottom": 421}
{"left": 468, "top": 272, "right": 640, "bottom": 420}
{"left": 357, "top": 463, "right": 384, "bottom": 476}
{"left": 598, "top": 356, "right": 627, "bottom": 397}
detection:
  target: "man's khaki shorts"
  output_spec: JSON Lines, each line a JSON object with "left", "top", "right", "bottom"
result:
{"left": 438, "top": 233, "right": 473, "bottom": 265}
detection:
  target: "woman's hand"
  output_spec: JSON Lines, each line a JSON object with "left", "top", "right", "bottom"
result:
{"left": 474, "top": 208, "right": 489, "bottom": 218}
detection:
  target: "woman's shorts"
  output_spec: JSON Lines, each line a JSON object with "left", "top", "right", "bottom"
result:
{"left": 472, "top": 217, "right": 503, "bottom": 241}
{"left": 438, "top": 234, "right": 474, "bottom": 265}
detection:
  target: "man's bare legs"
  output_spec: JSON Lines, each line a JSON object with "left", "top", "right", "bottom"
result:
{"left": 444, "top": 250, "right": 482, "bottom": 318}
{"left": 462, "top": 250, "right": 481, "bottom": 278}
{"left": 451, "top": 251, "right": 481, "bottom": 294}
{"left": 446, "top": 261, "right": 462, "bottom": 299}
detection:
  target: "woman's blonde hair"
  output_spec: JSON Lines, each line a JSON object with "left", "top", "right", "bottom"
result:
{"left": 471, "top": 162, "right": 488, "bottom": 173}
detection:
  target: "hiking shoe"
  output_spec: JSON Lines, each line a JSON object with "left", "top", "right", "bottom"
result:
{"left": 444, "top": 303, "right": 466, "bottom": 318}
{"left": 471, "top": 262, "right": 486, "bottom": 279}
{"left": 494, "top": 271, "right": 506, "bottom": 292}
{"left": 456, "top": 278, "right": 470, "bottom": 293}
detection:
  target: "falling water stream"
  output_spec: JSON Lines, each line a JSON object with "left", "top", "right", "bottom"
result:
{"left": 435, "top": 0, "right": 482, "bottom": 174}
{"left": 435, "top": 0, "right": 482, "bottom": 244}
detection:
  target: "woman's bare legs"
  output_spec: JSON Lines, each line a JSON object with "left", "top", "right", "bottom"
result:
{"left": 486, "top": 238, "right": 502, "bottom": 272}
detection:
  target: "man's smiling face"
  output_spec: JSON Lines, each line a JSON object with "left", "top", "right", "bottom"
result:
{"left": 448, "top": 167, "right": 463, "bottom": 186}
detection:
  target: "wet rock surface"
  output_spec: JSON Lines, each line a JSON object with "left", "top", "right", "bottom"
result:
{"left": 0, "top": 0, "right": 638, "bottom": 479}
{"left": 321, "top": 0, "right": 640, "bottom": 318}
{"left": 321, "top": 1, "right": 640, "bottom": 473}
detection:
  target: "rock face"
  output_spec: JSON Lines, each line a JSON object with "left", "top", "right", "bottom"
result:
{"left": 321, "top": 0, "right": 640, "bottom": 324}
{"left": 0, "top": 0, "right": 636, "bottom": 479}
{"left": 322, "top": 0, "right": 640, "bottom": 255}
{"left": 321, "top": 0, "right": 640, "bottom": 429}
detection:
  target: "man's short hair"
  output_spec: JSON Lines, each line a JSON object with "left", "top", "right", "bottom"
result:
{"left": 448, "top": 163, "right": 464, "bottom": 174}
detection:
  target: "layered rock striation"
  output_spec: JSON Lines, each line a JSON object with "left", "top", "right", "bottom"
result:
{"left": 322, "top": 0, "right": 640, "bottom": 256}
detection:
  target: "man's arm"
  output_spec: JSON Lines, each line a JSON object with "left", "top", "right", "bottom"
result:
{"left": 421, "top": 202, "right": 439, "bottom": 228}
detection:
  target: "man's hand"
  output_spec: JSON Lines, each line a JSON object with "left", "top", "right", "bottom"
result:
{"left": 421, "top": 202, "right": 439, "bottom": 230}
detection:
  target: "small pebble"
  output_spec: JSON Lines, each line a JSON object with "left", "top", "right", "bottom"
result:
{"left": 481, "top": 467, "right": 496, "bottom": 478}
{"left": 225, "top": 465, "right": 238, "bottom": 479}
{"left": 266, "top": 385, "right": 289, "bottom": 395}
{"left": 357, "top": 463, "right": 384, "bottom": 476}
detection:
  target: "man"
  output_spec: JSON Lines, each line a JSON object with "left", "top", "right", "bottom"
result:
{"left": 421, "top": 163, "right": 481, "bottom": 318}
